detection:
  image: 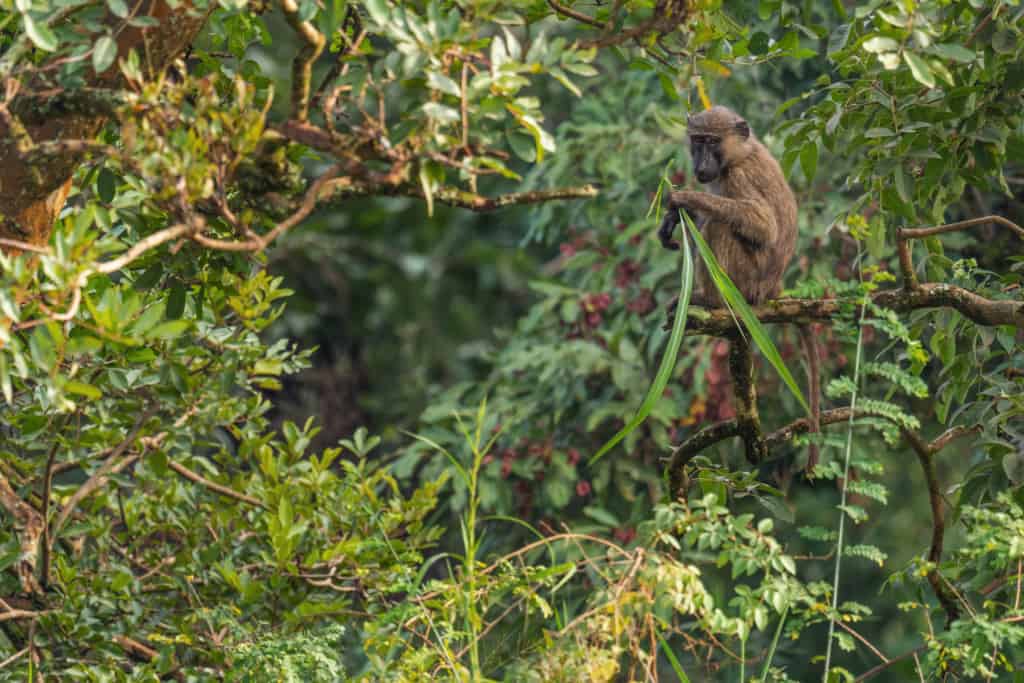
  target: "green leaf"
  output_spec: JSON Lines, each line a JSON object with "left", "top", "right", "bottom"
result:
{"left": 64, "top": 380, "right": 102, "bottom": 400}
{"left": 92, "top": 35, "right": 117, "bottom": 73}
{"left": 992, "top": 30, "right": 1015, "bottom": 55}
{"left": 864, "top": 128, "right": 895, "bottom": 138}
{"left": 133, "top": 263, "right": 163, "bottom": 290}
{"left": 582, "top": 505, "right": 619, "bottom": 527}
{"left": 363, "top": 0, "right": 388, "bottom": 25}
{"left": 97, "top": 168, "right": 117, "bottom": 203}
{"left": 928, "top": 43, "right": 975, "bottom": 63}
{"left": 426, "top": 71, "right": 461, "bottom": 97}
{"left": 166, "top": 283, "right": 187, "bottom": 319}
{"left": 1003, "top": 452, "right": 1024, "bottom": 485}
{"left": 903, "top": 52, "right": 934, "bottom": 88}
{"left": 590, "top": 199, "right": 693, "bottom": 466}
{"left": 800, "top": 141, "right": 818, "bottom": 184}
{"left": 0, "top": 354, "right": 11, "bottom": 404}
{"left": 146, "top": 320, "right": 191, "bottom": 340}
{"left": 421, "top": 102, "right": 460, "bottom": 123}
{"left": 107, "top": 0, "right": 129, "bottom": 17}
{"left": 687, "top": 216, "right": 810, "bottom": 416}
{"left": 827, "top": 23, "right": 851, "bottom": 55}
{"left": 549, "top": 67, "right": 581, "bottom": 97}
{"left": 861, "top": 36, "right": 897, "bottom": 53}
{"left": 506, "top": 131, "right": 536, "bottom": 163}
{"left": 23, "top": 15, "right": 58, "bottom": 52}
{"left": 894, "top": 166, "right": 911, "bottom": 204}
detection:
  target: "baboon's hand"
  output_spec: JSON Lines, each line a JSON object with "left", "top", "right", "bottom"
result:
{"left": 666, "top": 190, "right": 693, "bottom": 209}
{"left": 657, "top": 209, "right": 681, "bottom": 250}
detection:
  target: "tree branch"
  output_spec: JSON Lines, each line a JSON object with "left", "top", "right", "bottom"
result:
{"left": 280, "top": 0, "right": 326, "bottom": 122}
{"left": 166, "top": 460, "right": 266, "bottom": 509}
{"left": 671, "top": 284, "right": 1022, "bottom": 337}
{"left": 667, "top": 407, "right": 980, "bottom": 500}
{"left": 896, "top": 215, "right": 1024, "bottom": 291}
{"left": 902, "top": 423, "right": 981, "bottom": 625}
{"left": 729, "top": 335, "right": 766, "bottom": 466}
{"left": 0, "top": 0, "right": 214, "bottom": 247}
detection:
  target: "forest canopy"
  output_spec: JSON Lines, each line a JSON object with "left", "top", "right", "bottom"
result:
{"left": 0, "top": 0, "right": 1022, "bottom": 680}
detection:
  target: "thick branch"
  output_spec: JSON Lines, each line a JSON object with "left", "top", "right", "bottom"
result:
{"left": 669, "top": 408, "right": 865, "bottom": 497}
{"left": 729, "top": 335, "right": 766, "bottom": 466}
{"left": 280, "top": 0, "right": 326, "bottom": 122}
{"left": 674, "top": 284, "right": 1022, "bottom": 337}
{"left": 0, "top": 0, "right": 213, "bottom": 246}
{"left": 0, "top": 608, "right": 51, "bottom": 622}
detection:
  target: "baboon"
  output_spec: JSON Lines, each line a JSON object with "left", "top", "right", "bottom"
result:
{"left": 658, "top": 105, "right": 820, "bottom": 468}
{"left": 657, "top": 105, "right": 798, "bottom": 307}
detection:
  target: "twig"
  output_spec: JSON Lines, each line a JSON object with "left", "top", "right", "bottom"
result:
{"left": 902, "top": 428, "right": 960, "bottom": 624}
{"left": 39, "top": 435, "right": 62, "bottom": 589}
{"left": 0, "top": 647, "right": 28, "bottom": 670}
{"left": 388, "top": 183, "right": 600, "bottom": 212}
{"left": 95, "top": 223, "right": 194, "bottom": 274}
{"left": 835, "top": 620, "right": 888, "bottom": 664}
{"left": 547, "top": 0, "right": 604, "bottom": 27}
{"left": 0, "top": 608, "right": 51, "bottom": 622}
{"left": 166, "top": 460, "right": 266, "bottom": 509}
{"left": 113, "top": 634, "right": 158, "bottom": 660}
{"left": 855, "top": 644, "right": 929, "bottom": 682}
{"left": 0, "top": 238, "right": 50, "bottom": 254}
{"left": 895, "top": 215, "right": 1024, "bottom": 291}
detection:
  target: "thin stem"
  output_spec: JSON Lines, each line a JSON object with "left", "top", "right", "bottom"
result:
{"left": 759, "top": 606, "right": 788, "bottom": 682}
{"left": 822, "top": 253, "right": 868, "bottom": 680}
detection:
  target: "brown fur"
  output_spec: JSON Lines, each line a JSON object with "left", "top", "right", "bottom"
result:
{"left": 666, "top": 105, "right": 798, "bottom": 307}
{"left": 659, "top": 107, "right": 820, "bottom": 469}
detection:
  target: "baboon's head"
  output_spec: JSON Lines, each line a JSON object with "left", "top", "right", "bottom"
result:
{"left": 686, "top": 105, "right": 752, "bottom": 184}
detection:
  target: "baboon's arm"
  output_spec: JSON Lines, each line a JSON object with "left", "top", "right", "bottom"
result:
{"left": 667, "top": 191, "right": 776, "bottom": 246}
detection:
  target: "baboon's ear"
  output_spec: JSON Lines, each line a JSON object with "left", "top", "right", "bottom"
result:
{"left": 735, "top": 120, "right": 750, "bottom": 139}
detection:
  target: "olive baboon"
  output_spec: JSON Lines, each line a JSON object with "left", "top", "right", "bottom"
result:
{"left": 657, "top": 105, "right": 798, "bottom": 307}
{"left": 658, "top": 105, "right": 820, "bottom": 467}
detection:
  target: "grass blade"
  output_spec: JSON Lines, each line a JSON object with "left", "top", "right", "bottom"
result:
{"left": 759, "top": 605, "right": 789, "bottom": 682}
{"left": 589, "top": 215, "right": 694, "bottom": 465}
{"left": 658, "top": 631, "right": 693, "bottom": 683}
{"left": 683, "top": 212, "right": 810, "bottom": 416}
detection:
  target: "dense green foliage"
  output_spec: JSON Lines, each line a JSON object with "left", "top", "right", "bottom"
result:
{"left": 0, "top": 0, "right": 1022, "bottom": 680}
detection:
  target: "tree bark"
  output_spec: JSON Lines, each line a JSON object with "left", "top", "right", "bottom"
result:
{"left": 0, "top": 1, "right": 212, "bottom": 248}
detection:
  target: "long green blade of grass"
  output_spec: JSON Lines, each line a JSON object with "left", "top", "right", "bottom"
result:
{"left": 759, "top": 605, "right": 789, "bottom": 682}
{"left": 589, "top": 216, "right": 694, "bottom": 466}
{"left": 657, "top": 631, "right": 693, "bottom": 683}
{"left": 683, "top": 212, "right": 810, "bottom": 416}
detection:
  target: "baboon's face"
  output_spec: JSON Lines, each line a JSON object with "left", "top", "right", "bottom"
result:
{"left": 689, "top": 134, "right": 723, "bottom": 184}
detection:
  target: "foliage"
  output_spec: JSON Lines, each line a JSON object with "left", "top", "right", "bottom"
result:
{"left": 0, "top": 0, "right": 1022, "bottom": 680}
